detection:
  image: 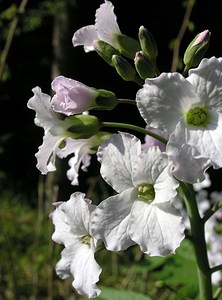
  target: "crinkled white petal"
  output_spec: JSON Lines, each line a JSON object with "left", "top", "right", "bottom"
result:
{"left": 132, "top": 146, "right": 178, "bottom": 200}
{"left": 170, "top": 112, "right": 222, "bottom": 169}
{"left": 97, "top": 132, "right": 141, "bottom": 193}
{"left": 50, "top": 202, "right": 76, "bottom": 247}
{"left": 95, "top": 0, "right": 121, "bottom": 47}
{"left": 36, "top": 132, "right": 65, "bottom": 174}
{"left": 27, "top": 86, "right": 61, "bottom": 131}
{"left": 72, "top": 25, "right": 98, "bottom": 52}
{"left": 193, "top": 172, "right": 211, "bottom": 191}
{"left": 90, "top": 188, "right": 136, "bottom": 251}
{"left": 50, "top": 192, "right": 96, "bottom": 246}
{"left": 189, "top": 112, "right": 222, "bottom": 168}
{"left": 56, "top": 242, "right": 101, "bottom": 298}
{"left": 187, "top": 57, "right": 222, "bottom": 111}
{"left": 57, "top": 137, "right": 94, "bottom": 185}
{"left": 136, "top": 72, "right": 200, "bottom": 132}
{"left": 129, "top": 201, "right": 185, "bottom": 256}
{"left": 167, "top": 126, "right": 211, "bottom": 183}
{"left": 66, "top": 153, "right": 91, "bottom": 185}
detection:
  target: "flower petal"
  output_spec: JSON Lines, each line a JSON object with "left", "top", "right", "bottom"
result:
{"left": 50, "top": 192, "right": 96, "bottom": 246}
{"left": 57, "top": 137, "right": 95, "bottom": 185}
{"left": 132, "top": 147, "right": 178, "bottom": 201}
{"left": 56, "top": 243, "right": 101, "bottom": 298}
{"left": 136, "top": 72, "right": 200, "bottom": 132}
{"left": 72, "top": 25, "right": 98, "bottom": 52}
{"left": 97, "top": 132, "right": 141, "bottom": 193}
{"left": 90, "top": 188, "right": 136, "bottom": 251}
{"left": 129, "top": 200, "right": 185, "bottom": 256}
{"left": 95, "top": 0, "right": 121, "bottom": 47}
{"left": 187, "top": 57, "right": 222, "bottom": 111}
{"left": 36, "top": 132, "right": 65, "bottom": 174}
{"left": 169, "top": 112, "right": 222, "bottom": 170}
{"left": 167, "top": 127, "right": 210, "bottom": 183}
{"left": 27, "top": 86, "right": 60, "bottom": 131}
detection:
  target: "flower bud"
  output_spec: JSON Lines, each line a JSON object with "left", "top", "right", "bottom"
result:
{"left": 112, "top": 54, "right": 138, "bottom": 81}
{"left": 51, "top": 76, "right": 118, "bottom": 115}
{"left": 138, "top": 26, "right": 158, "bottom": 60}
{"left": 183, "top": 30, "right": 211, "bottom": 69}
{"left": 65, "top": 114, "right": 100, "bottom": 139}
{"left": 134, "top": 51, "right": 156, "bottom": 79}
{"left": 115, "top": 34, "right": 141, "bottom": 59}
{"left": 93, "top": 40, "right": 121, "bottom": 66}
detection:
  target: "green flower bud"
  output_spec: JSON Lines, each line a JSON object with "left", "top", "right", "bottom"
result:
{"left": 112, "top": 54, "right": 137, "bottom": 82}
{"left": 65, "top": 114, "right": 100, "bottom": 139}
{"left": 138, "top": 26, "right": 158, "bottom": 60}
{"left": 93, "top": 40, "right": 121, "bottom": 66}
{"left": 115, "top": 34, "right": 141, "bottom": 59}
{"left": 92, "top": 88, "right": 118, "bottom": 111}
{"left": 134, "top": 51, "right": 156, "bottom": 79}
{"left": 183, "top": 30, "right": 211, "bottom": 69}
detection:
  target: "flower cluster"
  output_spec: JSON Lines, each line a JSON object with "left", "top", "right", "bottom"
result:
{"left": 28, "top": 1, "right": 222, "bottom": 298}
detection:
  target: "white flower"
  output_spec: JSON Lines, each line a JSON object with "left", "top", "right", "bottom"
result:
{"left": 136, "top": 57, "right": 222, "bottom": 183}
{"left": 27, "top": 87, "right": 100, "bottom": 182}
{"left": 50, "top": 192, "right": 102, "bottom": 298}
{"left": 90, "top": 132, "right": 185, "bottom": 256}
{"left": 72, "top": 1, "right": 121, "bottom": 52}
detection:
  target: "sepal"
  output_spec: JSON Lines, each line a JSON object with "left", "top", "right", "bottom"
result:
{"left": 92, "top": 88, "right": 118, "bottom": 110}
{"left": 65, "top": 114, "right": 100, "bottom": 138}
{"left": 93, "top": 40, "right": 121, "bottom": 66}
{"left": 115, "top": 34, "right": 141, "bottom": 59}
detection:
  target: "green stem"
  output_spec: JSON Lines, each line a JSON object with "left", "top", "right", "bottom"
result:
{"left": 134, "top": 76, "right": 144, "bottom": 87}
{"left": 213, "top": 287, "right": 222, "bottom": 300}
{"left": 179, "top": 182, "right": 212, "bottom": 299}
{"left": 203, "top": 200, "right": 222, "bottom": 223}
{"left": 100, "top": 122, "right": 168, "bottom": 145}
{"left": 210, "top": 264, "right": 222, "bottom": 274}
{"left": 182, "top": 64, "right": 190, "bottom": 77}
{"left": 118, "top": 99, "right": 137, "bottom": 105}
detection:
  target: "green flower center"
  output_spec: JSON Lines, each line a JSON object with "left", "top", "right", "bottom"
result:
{"left": 186, "top": 105, "right": 208, "bottom": 127}
{"left": 80, "top": 235, "right": 91, "bottom": 246}
{"left": 137, "top": 183, "right": 155, "bottom": 202}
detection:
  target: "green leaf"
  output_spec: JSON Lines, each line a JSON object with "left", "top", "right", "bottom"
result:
{"left": 152, "top": 239, "right": 199, "bottom": 299}
{"left": 96, "top": 286, "right": 153, "bottom": 300}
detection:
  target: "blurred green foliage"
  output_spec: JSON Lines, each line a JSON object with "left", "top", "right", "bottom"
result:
{"left": 1, "top": 189, "right": 221, "bottom": 299}
{"left": 0, "top": 192, "right": 201, "bottom": 300}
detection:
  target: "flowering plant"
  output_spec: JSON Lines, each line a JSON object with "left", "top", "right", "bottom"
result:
{"left": 28, "top": 1, "right": 222, "bottom": 299}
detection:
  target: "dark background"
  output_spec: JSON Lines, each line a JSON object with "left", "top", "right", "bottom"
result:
{"left": 1, "top": 0, "right": 222, "bottom": 204}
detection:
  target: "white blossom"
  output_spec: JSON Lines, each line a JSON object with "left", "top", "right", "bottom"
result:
{"left": 136, "top": 57, "right": 222, "bottom": 183}
{"left": 50, "top": 192, "right": 102, "bottom": 298}
{"left": 91, "top": 132, "right": 185, "bottom": 256}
